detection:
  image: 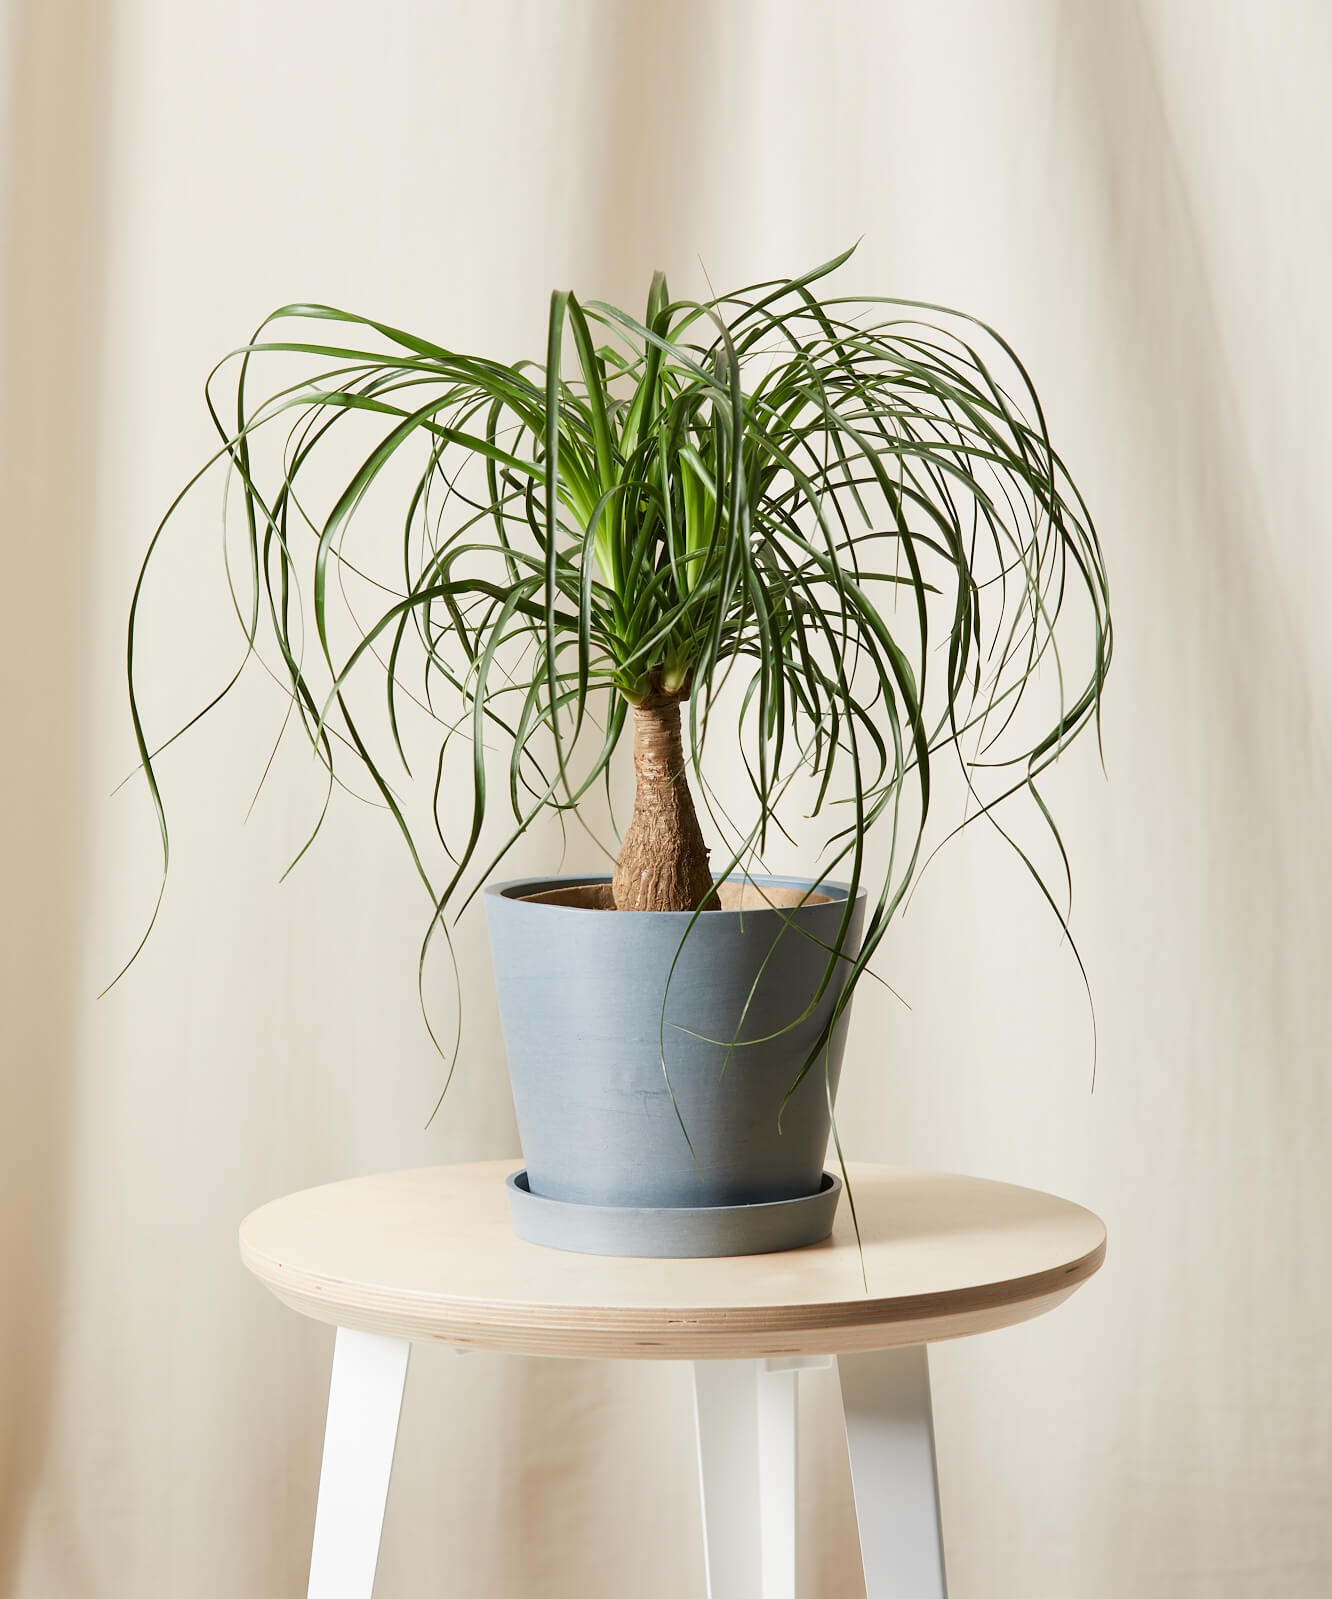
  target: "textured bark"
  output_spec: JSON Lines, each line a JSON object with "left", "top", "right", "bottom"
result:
{"left": 612, "top": 690, "right": 716, "bottom": 912}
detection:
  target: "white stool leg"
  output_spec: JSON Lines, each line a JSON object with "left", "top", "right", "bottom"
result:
{"left": 693, "top": 1360, "right": 764, "bottom": 1599}
{"left": 692, "top": 1358, "right": 805, "bottom": 1599}
{"left": 306, "top": 1327, "right": 411, "bottom": 1599}
{"left": 837, "top": 1345, "right": 948, "bottom": 1598}
{"left": 756, "top": 1363, "right": 799, "bottom": 1599}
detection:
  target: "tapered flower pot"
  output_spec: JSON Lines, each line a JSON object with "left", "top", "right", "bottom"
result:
{"left": 484, "top": 873, "right": 865, "bottom": 1256}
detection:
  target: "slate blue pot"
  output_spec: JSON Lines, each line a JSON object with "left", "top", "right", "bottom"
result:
{"left": 484, "top": 874, "right": 865, "bottom": 1231}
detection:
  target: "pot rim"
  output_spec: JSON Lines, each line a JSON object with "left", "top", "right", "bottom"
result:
{"left": 484, "top": 871, "right": 865, "bottom": 918}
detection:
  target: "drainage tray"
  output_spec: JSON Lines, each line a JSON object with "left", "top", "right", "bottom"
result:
{"left": 504, "top": 1169, "right": 843, "bottom": 1259}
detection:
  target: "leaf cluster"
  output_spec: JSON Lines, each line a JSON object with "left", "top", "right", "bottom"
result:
{"left": 123, "top": 247, "right": 1112, "bottom": 1065}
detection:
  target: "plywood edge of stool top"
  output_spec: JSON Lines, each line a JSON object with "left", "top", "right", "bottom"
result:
{"left": 239, "top": 1161, "right": 1106, "bottom": 1360}
{"left": 245, "top": 1259, "right": 1101, "bottom": 1359}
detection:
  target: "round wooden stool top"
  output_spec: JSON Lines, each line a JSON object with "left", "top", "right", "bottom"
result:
{"left": 239, "top": 1162, "right": 1104, "bottom": 1360}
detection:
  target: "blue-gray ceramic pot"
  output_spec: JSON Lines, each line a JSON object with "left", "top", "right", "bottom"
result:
{"left": 484, "top": 874, "right": 865, "bottom": 1211}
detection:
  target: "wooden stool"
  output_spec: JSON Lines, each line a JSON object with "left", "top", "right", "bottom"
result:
{"left": 240, "top": 1161, "right": 1105, "bottom": 1598}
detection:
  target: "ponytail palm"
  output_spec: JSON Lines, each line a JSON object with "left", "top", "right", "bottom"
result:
{"left": 128, "top": 247, "right": 1111, "bottom": 1036}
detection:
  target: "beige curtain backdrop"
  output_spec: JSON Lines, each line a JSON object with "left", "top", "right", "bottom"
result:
{"left": 2, "top": 1, "right": 1330, "bottom": 1594}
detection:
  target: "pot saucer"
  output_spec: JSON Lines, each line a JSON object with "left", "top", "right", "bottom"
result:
{"left": 504, "top": 1169, "right": 842, "bottom": 1259}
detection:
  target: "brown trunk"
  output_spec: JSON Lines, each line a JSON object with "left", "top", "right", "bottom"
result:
{"left": 612, "top": 692, "right": 716, "bottom": 912}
